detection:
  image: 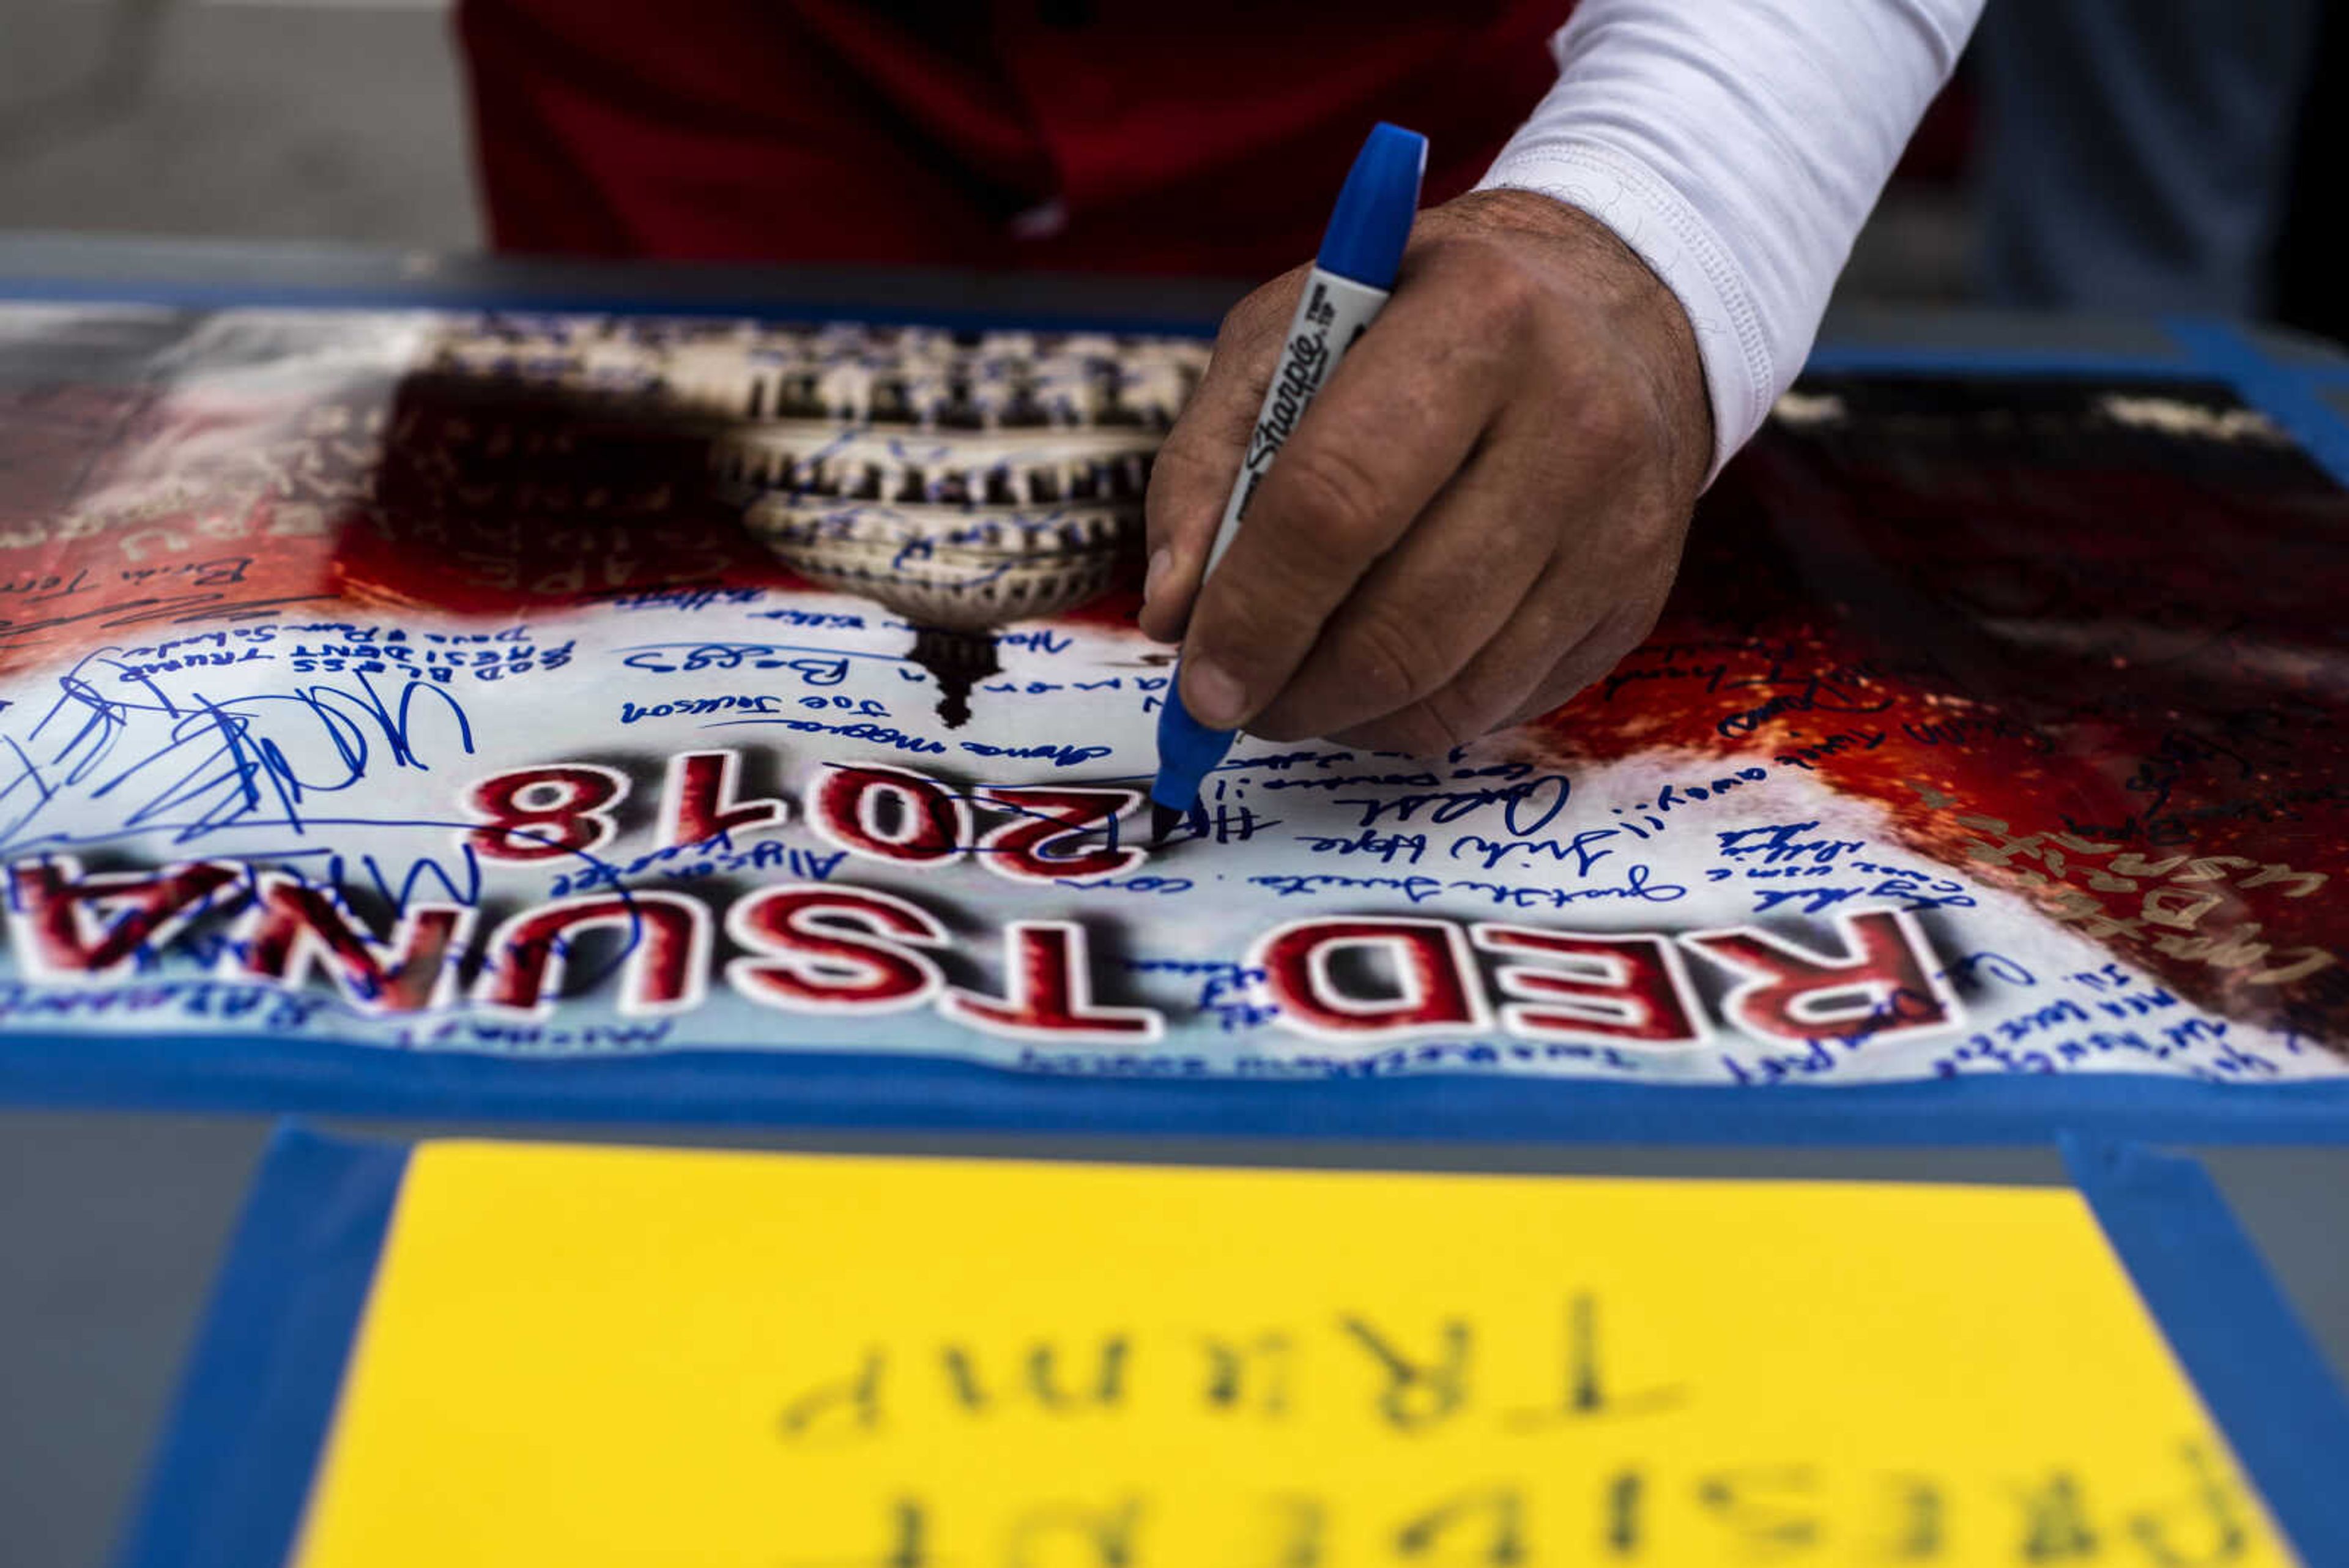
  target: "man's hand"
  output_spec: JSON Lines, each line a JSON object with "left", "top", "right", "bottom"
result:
{"left": 1139, "top": 188, "right": 1713, "bottom": 755}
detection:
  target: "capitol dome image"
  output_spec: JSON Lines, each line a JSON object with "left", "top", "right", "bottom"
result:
{"left": 421, "top": 316, "right": 1206, "bottom": 724}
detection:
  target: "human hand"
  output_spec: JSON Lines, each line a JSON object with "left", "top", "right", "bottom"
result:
{"left": 1138, "top": 187, "right": 1713, "bottom": 754}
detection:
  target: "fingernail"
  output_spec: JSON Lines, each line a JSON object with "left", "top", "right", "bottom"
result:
{"left": 1143, "top": 548, "right": 1173, "bottom": 606}
{"left": 1182, "top": 656, "right": 1248, "bottom": 729}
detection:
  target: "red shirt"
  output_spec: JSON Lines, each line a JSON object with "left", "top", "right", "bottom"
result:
{"left": 459, "top": 1, "right": 1572, "bottom": 275}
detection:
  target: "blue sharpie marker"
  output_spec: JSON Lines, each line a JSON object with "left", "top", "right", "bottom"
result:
{"left": 1148, "top": 121, "right": 1428, "bottom": 844}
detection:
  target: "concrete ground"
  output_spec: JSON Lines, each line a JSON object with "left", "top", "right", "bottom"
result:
{"left": 1, "top": 0, "right": 478, "bottom": 251}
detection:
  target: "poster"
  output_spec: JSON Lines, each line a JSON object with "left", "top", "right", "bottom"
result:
{"left": 1, "top": 302, "right": 2344, "bottom": 1113}
{"left": 135, "top": 1134, "right": 2331, "bottom": 1568}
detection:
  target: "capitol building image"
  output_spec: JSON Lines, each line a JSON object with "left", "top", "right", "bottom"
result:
{"left": 423, "top": 316, "right": 1208, "bottom": 723}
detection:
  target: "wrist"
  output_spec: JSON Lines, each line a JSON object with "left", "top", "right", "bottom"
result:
{"left": 1419, "top": 187, "right": 1713, "bottom": 503}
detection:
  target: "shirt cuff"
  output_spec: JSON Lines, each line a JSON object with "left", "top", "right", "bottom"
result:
{"left": 1478, "top": 140, "right": 1775, "bottom": 486}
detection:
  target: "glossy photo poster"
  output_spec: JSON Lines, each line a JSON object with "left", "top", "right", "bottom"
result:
{"left": 1, "top": 300, "right": 2346, "bottom": 1138}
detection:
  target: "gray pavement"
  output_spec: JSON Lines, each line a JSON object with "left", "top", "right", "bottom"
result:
{"left": 3, "top": 1111, "right": 2346, "bottom": 1568}
{"left": 2, "top": 0, "right": 475, "bottom": 250}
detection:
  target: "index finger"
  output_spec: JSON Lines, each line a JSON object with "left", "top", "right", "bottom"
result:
{"left": 1173, "top": 266, "right": 1510, "bottom": 730}
{"left": 1138, "top": 273, "right": 1304, "bottom": 643}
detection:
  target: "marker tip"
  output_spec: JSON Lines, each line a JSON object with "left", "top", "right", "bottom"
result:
{"left": 1149, "top": 803, "right": 1185, "bottom": 847}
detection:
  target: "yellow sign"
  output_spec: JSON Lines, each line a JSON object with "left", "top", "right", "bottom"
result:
{"left": 292, "top": 1142, "right": 2291, "bottom": 1566}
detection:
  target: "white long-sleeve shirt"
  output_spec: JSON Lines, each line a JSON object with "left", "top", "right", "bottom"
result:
{"left": 1480, "top": 0, "right": 1984, "bottom": 478}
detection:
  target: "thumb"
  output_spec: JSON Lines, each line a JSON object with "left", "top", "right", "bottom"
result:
{"left": 1138, "top": 267, "right": 1305, "bottom": 643}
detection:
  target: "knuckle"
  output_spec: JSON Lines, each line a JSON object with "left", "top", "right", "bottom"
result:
{"left": 1427, "top": 237, "right": 1542, "bottom": 325}
{"left": 1335, "top": 604, "right": 1444, "bottom": 718}
{"left": 1472, "top": 253, "right": 1546, "bottom": 325}
{"left": 1400, "top": 232, "right": 1471, "bottom": 280}
{"left": 1340, "top": 703, "right": 1457, "bottom": 758}
{"left": 1273, "top": 441, "right": 1388, "bottom": 551}
{"left": 1190, "top": 573, "right": 1292, "bottom": 675}
{"left": 1575, "top": 391, "right": 1646, "bottom": 454}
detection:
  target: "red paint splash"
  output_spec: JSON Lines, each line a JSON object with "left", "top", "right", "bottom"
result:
{"left": 4, "top": 358, "right": 2340, "bottom": 1049}
{"left": 1524, "top": 380, "right": 2349, "bottom": 1048}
